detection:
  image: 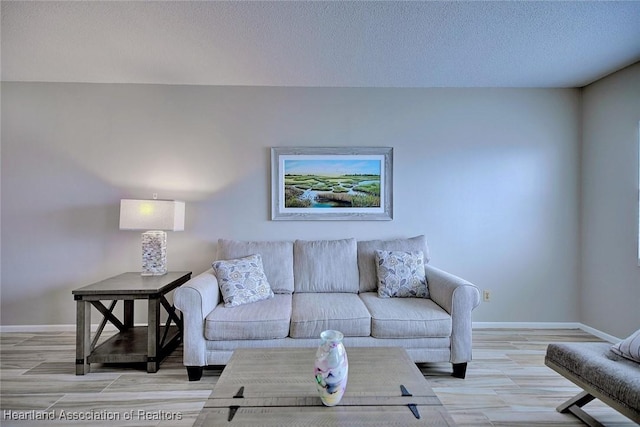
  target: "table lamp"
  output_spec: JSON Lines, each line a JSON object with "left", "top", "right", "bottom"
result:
{"left": 119, "top": 199, "right": 185, "bottom": 276}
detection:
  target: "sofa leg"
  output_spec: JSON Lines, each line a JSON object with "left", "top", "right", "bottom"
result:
{"left": 452, "top": 362, "right": 467, "bottom": 379}
{"left": 186, "top": 366, "right": 203, "bottom": 381}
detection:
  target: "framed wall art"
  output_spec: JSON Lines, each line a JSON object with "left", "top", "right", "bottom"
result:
{"left": 271, "top": 146, "right": 393, "bottom": 221}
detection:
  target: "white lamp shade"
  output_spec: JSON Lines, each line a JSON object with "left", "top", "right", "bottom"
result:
{"left": 119, "top": 199, "right": 185, "bottom": 231}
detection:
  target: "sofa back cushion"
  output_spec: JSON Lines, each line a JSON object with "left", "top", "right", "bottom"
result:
{"left": 217, "top": 239, "right": 294, "bottom": 294}
{"left": 294, "top": 238, "right": 359, "bottom": 293}
{"left": 357, "top": 235, "right": 430, "bottom": 293}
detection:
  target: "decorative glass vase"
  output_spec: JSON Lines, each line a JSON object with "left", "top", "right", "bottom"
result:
{"left": 314, "top": 329, "right": 349, "bottom": 406}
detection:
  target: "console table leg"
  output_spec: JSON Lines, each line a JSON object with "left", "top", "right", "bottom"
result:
{"left": 124, "top": 300, "right": 134, "bottom": 329}
{"left": 75, "top": 300, "right": 91, "bottom": 375}
{"left": 147, "top": 297, "right": 160, "bottom": 373}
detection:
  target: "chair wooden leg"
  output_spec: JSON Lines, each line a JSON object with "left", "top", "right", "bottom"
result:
{"left": 557, "top": 391, "right": 605, "bottom": 427}
{"left": 557, "top": 390, "right": 595, "bottom": 412}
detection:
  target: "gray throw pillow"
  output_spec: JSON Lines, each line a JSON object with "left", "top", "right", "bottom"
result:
{"left": 375, "top": 250, "right": 429, "bottom": 298}
{"left": 611, "top": 328, "right": 640, "bottom": 364}
{"left": 357, "top": 235, "right": 430, "bottom": 293}
{"left": 212, "top": 254, "right": 274, "bottom": 307}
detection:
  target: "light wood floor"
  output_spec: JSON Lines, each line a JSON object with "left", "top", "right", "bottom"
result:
{"left": 0, "top": 328, "right": 636, "bottom": 426}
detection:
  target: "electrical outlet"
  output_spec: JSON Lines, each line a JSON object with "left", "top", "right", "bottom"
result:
{"left": 483, "top": 289, "right": 491, "bottom": 302}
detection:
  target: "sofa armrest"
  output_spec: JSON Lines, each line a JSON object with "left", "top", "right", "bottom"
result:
{"left": 174, "top": 268, "right": 220, "bottom": 367}
{"left": 425, "top": 264, "right": 481, "bottom": 364}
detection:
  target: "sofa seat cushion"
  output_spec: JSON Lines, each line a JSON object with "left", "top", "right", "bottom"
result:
{"left": 290, "top": 293, "right": 371, "bottom": 338}
{"left": 205, "top": 294, "right": 292, "bottom": 340}
{"left": 359, "top": 292, "right": 451, "bottom": 339}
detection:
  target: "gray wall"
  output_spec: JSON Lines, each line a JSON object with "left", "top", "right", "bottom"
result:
{"left": 581, "top": 63, "right": 640, "bottom": 337}
{"left": 1, "top": 84, "right": 582, "bottom": 326}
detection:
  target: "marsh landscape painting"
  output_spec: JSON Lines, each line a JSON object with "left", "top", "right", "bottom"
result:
{"left": 284, "top": 159, "right": 381, "bottom": 208}
{"left": 271, "top": 147, "right": 393, "bottom": 220}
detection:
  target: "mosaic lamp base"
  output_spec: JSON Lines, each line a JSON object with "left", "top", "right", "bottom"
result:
{"left": 141, "top": 230, "right": 167, "bottom": 276}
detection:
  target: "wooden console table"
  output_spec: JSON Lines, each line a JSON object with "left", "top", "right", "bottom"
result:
{"left": 73, "top": 271, "right": 191, "bottom": 375}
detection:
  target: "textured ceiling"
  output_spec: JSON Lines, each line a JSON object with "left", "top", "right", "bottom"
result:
{"left": 2, "top": 1, "right": 640, "bottom": 88}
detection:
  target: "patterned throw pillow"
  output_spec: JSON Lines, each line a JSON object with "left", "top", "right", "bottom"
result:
{"left": 375, "top": 250, "right": 429, "bottom": 298}
{"left": 611, "top": 328, "right": 640, "bottom": 364}
{"left": 212, "top": 254, "right": 274, "bottom": 307}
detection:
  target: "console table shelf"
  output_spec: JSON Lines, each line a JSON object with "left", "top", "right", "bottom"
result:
{"left": 88, "top": 326, "right": 181, "bottom": 365}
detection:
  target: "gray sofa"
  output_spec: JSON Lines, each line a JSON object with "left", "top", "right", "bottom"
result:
{"left": 174, "top": 236, "right": 481, "bottom": 381}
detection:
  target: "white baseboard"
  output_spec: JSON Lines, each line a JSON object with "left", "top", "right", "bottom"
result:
{"left": 472, "top": 321, "right": 621, "bottom": 343}
{"left": 473, "top": 322, "right": 582, "bottom": 330}
{"left": 0, "top": 324, "right": 121, "bottom": 333}
{"left": 1, "top": 322, "right": 622, "bottom": 343}
{"left": 577, "top": 323, "right": 621, "bottom": 343}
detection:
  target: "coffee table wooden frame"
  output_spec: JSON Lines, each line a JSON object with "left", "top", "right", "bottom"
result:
{"left": 195, "top": 347, "right": 455, "bottom": 426}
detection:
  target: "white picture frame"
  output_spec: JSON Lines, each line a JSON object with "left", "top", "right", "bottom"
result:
{"left": 271, "top": 147, "right": 393, "bottom": 221}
